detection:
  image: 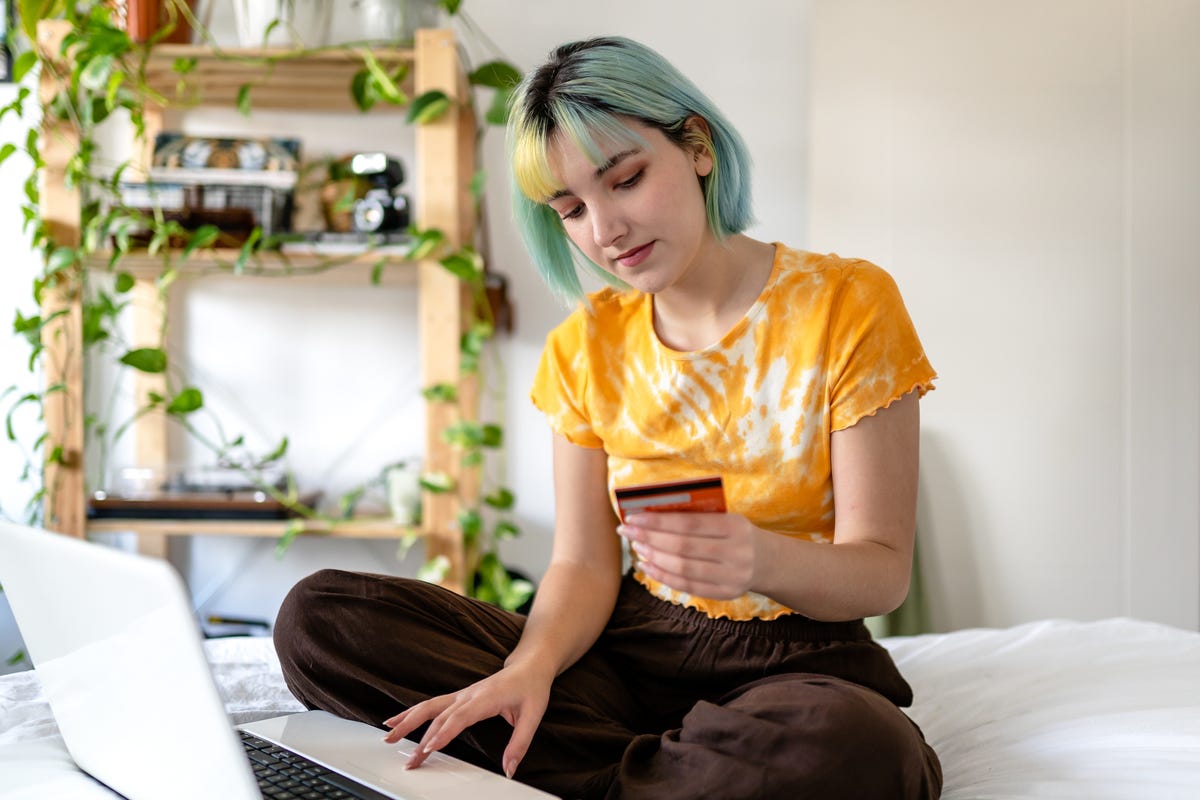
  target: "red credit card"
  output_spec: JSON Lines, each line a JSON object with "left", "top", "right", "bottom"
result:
{"left": 614, "top": 476, "right": 726, "bottom": 523}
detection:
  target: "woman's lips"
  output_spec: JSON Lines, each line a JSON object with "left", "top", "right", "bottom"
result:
{"left": 616, "top": 242, "right": 654, "bottom": 268}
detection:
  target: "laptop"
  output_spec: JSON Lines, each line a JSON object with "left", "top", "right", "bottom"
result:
{"left": 0, "top": 520, "right": 553, "bottom": 800}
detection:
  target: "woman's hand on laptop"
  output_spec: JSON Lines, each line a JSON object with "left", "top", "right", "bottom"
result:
{"left": 383, "top": 662, "right": 553, "bottom": 778}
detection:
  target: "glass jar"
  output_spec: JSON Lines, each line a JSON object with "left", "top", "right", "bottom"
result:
{"left": 333, "top": 0, "right": 442, "bottom": 46}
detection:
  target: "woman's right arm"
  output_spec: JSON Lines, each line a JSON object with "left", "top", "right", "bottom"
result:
{"left": 506, "top": 432, "right": 624, "bottom": 679}
{"left": 386, "top": 432, "right": 623, "bottom": 776}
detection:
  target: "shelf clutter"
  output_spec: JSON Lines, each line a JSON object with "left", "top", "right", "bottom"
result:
{"left": 38, "top": 23, "right": 481, "bottom": 591}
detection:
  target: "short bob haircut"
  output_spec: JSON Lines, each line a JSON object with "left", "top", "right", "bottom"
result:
{"left": 507, "top": 36, "right": 754, "bottom": 306}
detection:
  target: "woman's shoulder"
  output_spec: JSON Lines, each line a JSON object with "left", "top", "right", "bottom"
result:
{"left": 771, "top": 245, "right": 903, "bottom": 303}
{"left": 774, "top": 244, "right": 886, "bottom": 281}
{"left": 545, "top": 286, "right": 645, "bottom": 345}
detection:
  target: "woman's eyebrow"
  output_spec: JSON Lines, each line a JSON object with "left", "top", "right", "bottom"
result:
{"left": 547, "top": 149, "right": 641, "bottom": 202}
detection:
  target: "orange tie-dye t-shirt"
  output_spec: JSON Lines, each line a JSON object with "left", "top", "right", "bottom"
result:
{"left": 531, "top": 244, "right": 937, "bottom": 620}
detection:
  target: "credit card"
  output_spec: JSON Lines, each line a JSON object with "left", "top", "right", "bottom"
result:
{"left": 614, "top": 476, "right": 726, "bottom": 523}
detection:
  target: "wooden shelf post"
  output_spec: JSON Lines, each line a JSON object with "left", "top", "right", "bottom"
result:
{"left": 37, "top": 20, "right": 86, "bottom": 537}
{"left": 416, "top": 29, "right": 477, "bottom": 594}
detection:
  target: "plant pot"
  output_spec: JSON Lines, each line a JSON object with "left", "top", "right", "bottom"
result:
{"left": 333, "top": 0, "right": 441, "bottom": 46}
{"left": 124, "top": 0, "right": 197, "bottom": 44}
{"left": 233, "top": 0, "right": 334, "bottom": 48}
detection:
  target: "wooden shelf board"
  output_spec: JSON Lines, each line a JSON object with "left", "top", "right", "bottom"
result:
{"left": 143, "top": 44, "right": 417, "bottom": 112}
{"left": 87, "top": 517, "right": 422, "bottom": 539}
{"left": 89, "top": 249, "right": 419, "bottom": 285}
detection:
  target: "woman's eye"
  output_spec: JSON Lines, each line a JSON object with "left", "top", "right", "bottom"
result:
{"left": 616, "top": 170, "right": 643, "bottom": 189}
{"left": 560, "top": 204, "right": 584, "bottom": 221}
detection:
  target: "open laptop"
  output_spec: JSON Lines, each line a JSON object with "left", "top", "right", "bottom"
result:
{"left": 0, "top": 520, "right": 552, "bottom": 800}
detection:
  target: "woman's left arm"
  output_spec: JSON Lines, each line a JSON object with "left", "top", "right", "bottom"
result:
{"left": 621, "top": 389, "right": 921, "bottom": 621}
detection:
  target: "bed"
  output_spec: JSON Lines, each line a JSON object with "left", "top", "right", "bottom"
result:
{"left": 1, "top": 617, "right": 1198, "bottom": 799}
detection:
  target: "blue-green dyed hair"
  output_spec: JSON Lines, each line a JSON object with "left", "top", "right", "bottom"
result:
{"left": 507, "top": 36, "right": 754, "bottom": 306}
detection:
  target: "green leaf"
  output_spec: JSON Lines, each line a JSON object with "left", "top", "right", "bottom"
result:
{"left": 114, "top": 272, "right": 136, "bottom": 294}
{"left": 461, "top": 450, "right": 484, "bottom": 468}
{"left": 263, "top": 436, "right": 289, "bottom": 463}
{"left": 405, "top": 228, "right": 444, "bottom": 261}
{"left": 183, "top": 225, "right": 220, "bottom": 259}
{"left": 363, "top": 51, "right": 407, "bottom": 105}
{"left": 370, "top": 258, "right": 387, "bottom": 285}
{"left": 237, "top": 84, "right": 253, "bottom": 117}
{"left": 417, "top": 554, "right": 451, "bottom": 583}
{"left": 501, "top": 580, "right": 535, "bottom": 612}
{"left": 460, "top": 323, "right": 492, "bottom": 357}
{"left": 105, "top": 70, "right": 125, "bottom": 111}
{"left": 350, "top": 68, "right": 377, "bottom": 112}
{"left": 457, "top": 508, "right": 481, "bottom": 542}
{"left": 485, "top": 86, "right": 512, "bottom": 126}
{"left": 468, "top": 61, "right": 522, "bottom": 90}
{"left": 442, "top": 421, "right": 483, "bottom": 448}
{"left": 439, "top": 0, "right": 462, "bottom": 14}
{"left": 469, "top": 170, "right": 487, "bottom": 203}
{"left": 6, "top": 392, "right": 39, "bottom": 441}
{"left": 419, "top": 471, "right": 456, "bottom": 493}
{"left": 339, "top": 486, "right": 366, "bottom": 519}
{"left": 13, "top": 51, "right": 38, "bottom": 83}
{"left": 235, "top": 228, "right": 263, "bottom": 274}
{"left": 274, "top": 519, "right": 304, "bottom": 559}
{"left": 157, "top": 267, "right": 179, "bottom": 295}
{"left": 421, "top": 382, "right": 458, "bottom": 403}
{"left": 406, "top": 90, "right": 451, "bottom": 124}
{"left": 166, "top": 387, "right": 204, "bottom": 415}
{"left": 0, "top": 143, "right": 17, "bottom": 167}
{"left": 118, "top": 347, "right": 167, "bottom": 373}
{"left": 79, "top": 53, "right": 115, "bottom": 92}
{"left": 484, "top": 487, "right": 514, "bottom": 510}
{"left": 173, "top": 57, "right": 198, "bottom": 75}
{"left": 46, "top": 246, "right": 78, "bottom": 273}
{"left": 480, "top": 424, "right": 502, "bottom": 448}
{"left": 5, "top": 649, "right": 25, "bottom": 667}
{"left": 439, "top": 252, "right": 481, "bottom": 281}
{"left": 493, "top": 520, "right": 520, "bottom": 540}
{"left": 396, "top": 530, "right": 422, "bottom": 559}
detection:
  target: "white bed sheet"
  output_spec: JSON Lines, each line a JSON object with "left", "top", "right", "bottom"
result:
{"left": 1, "top": 618, "right": 1198, "bottom": 799}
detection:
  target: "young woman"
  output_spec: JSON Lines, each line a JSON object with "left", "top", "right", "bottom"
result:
{"left": 275, "top": 36, "right": 942, "bottom": 799}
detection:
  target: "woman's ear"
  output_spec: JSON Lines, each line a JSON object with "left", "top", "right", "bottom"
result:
{"left": 682, "top": 116, "right": 715, "bottom": 178}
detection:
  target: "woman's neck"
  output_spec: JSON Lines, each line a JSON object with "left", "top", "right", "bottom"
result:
{"left": 652, "top": 235, "right": 776, "bottom": 352}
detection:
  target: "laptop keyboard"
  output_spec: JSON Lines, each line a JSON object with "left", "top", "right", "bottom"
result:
{"left": 239, "top": 730, "right": 391, "bottom": 800}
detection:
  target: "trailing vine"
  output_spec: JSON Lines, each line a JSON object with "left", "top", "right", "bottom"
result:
{"left": 1, "top": 0, "right": 531, "bottom": 614}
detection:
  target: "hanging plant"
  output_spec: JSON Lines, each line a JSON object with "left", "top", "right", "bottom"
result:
{"left": 1, "top": 0, "right": 530, "bottom": 611}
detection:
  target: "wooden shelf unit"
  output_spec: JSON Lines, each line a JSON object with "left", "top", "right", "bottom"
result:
{"left": 37, "top": 23, "right": 477, "bottom": 592}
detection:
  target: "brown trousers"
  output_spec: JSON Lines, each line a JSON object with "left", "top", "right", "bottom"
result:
{"left": 274, "top": 569, "right": 942, "bottom": 800}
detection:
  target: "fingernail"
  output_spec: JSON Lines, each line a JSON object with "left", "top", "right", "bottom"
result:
{"left": 504, "top": 758, "right": 516, "bottom": 778}
{"left": 631, "top": 542, "right": 648, "bottom": 558}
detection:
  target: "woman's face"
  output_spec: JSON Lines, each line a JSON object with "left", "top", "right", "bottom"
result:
{"left": 545, "top": 118, "right": 715, "bottom": 295}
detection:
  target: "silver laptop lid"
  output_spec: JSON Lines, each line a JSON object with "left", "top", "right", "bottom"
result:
{"left": 0, "top": 521, "right": 260, "bottom": 800}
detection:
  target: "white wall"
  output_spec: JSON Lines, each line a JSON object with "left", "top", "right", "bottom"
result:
{"left": 808, "top": 0, "right": 1200, "bottom": 631}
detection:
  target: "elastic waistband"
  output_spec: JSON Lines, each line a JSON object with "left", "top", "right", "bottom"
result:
{"left": 618, "top": 573, "right": 871, "bottom": 644}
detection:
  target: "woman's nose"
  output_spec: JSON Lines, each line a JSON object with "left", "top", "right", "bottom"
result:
{"left": 591, "top": 202, "right": 626, "bottom": 249}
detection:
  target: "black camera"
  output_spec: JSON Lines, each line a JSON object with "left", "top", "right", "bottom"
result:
{"left": 348, "top": 153, "right": 411, "bottom": 233}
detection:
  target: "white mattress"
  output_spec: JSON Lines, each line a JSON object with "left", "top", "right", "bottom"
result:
{"left": 1, "top": 618, "right": 1198, "bottom": 799}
